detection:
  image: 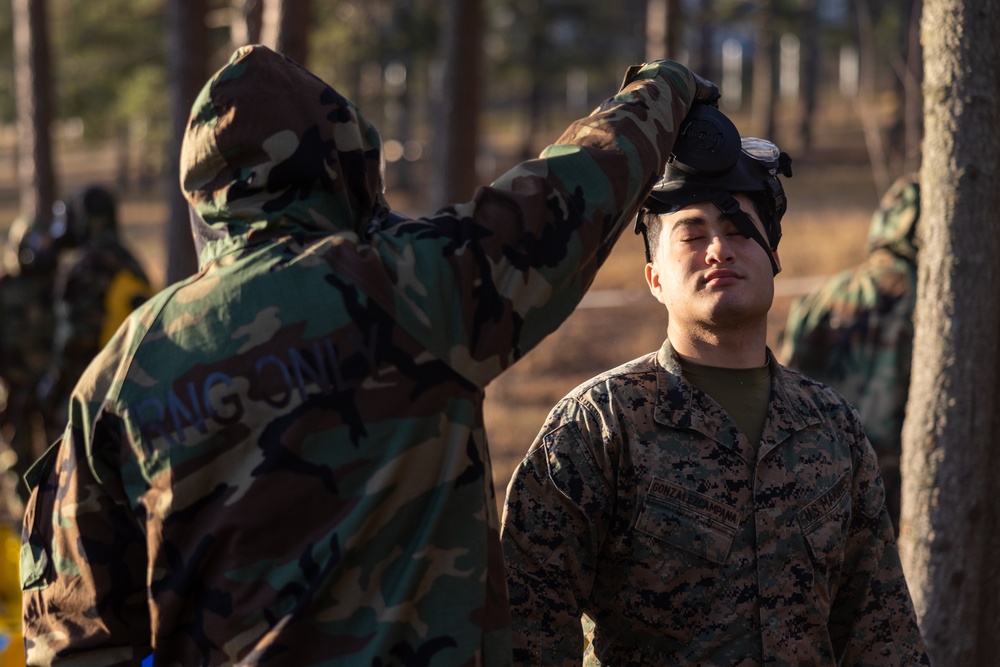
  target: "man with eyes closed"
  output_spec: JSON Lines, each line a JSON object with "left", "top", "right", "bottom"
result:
{"left": 500, "top": 104, "right": 929, "bottom": 666}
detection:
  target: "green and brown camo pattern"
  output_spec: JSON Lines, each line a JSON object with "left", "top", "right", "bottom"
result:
{"left": 779, "top": 174, "right": 920, "bottom": 530}
{"left": 501, "top": 341, "right": 929, "bottom": 666}
{"left": 21, "top": 45, "right": 712, "bottom": 666}
{"left": 41, "top": 239, "right": 154, "bottom": 444}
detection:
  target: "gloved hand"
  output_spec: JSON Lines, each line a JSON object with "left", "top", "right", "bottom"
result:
{"left": 690, "top": 70, "right": 720, "bottom": 107}
{"left": 619, "top": 60, "right": 720, "bottom": 109}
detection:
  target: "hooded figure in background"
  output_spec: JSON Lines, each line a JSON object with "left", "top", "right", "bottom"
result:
{"left": 0, "top": 216, "right": 59, "bottom": 484}
{"left": 20, "top": 45, "right": 718, "bottom": 666}
{"left": 780, "top": 173, "right": 920, "bottom": 532}
{"left": 38, "top": 184, "right": 154, "bottom": 445}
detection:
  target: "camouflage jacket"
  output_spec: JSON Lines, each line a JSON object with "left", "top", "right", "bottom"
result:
{"left": 779, "top": 250, "right": 915, "bottom": 454}
{"left": 779, "top": 174, "right": 920, "bottom": 529}
{"left": 0, "top": 269, "right": 55, "bottom": 402}
{"left": 501, "top": 340, "right": 929, "bottom": 666}
{"left": 0, "top": 266, "right": 56, "bottom": 472}
{"left": 21, "top": 46, "right": 706, "bottom": 666}
{"left": 40, "top": 238, "right": 153, "bottom": 442}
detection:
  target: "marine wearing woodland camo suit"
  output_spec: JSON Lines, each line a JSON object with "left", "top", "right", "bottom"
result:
{"left": 501, "top": 106, "right": 929, "bottom": 665}
{"left": 19, "top": 45, "right": 720, "bottom": 665}
{"left": 780, "top": 174, "right": 920, "bottom": 532}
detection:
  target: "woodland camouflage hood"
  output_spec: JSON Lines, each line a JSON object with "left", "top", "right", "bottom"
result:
{"left": 866, "top": 172, "right": 920, "bottom": 261}
{"left": 180, "top": 45, "right": 386, "bottom": 263}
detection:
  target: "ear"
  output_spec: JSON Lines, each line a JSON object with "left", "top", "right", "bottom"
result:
{"left": 645, "top": 261, "right": 667, "bottom": 304}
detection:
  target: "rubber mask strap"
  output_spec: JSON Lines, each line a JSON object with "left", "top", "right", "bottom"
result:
{"left": 711, "top": 192, "right": 780, "bottom": 276}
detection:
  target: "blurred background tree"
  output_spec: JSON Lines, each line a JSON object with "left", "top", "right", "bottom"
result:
{"left": 0, "top": 0, "right": 924, "bottom": 224}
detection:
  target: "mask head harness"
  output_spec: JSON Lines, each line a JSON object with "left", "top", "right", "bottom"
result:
{"left": 635, "top": 104, "right": 792, "bottom": 275}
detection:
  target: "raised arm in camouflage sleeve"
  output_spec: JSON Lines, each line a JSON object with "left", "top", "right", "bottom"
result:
{"left": 365, "top": 59, "right": 712, "bottom": 386}
{"left": 21, "top": 45, "right": 717, "bottom": 667}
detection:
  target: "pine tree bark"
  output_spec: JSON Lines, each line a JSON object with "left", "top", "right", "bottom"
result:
{"left": 165, "top": 0, "right": 209, "bottom": 284}
{"left": 12, "top": 0, "right": 57, "bottom": 224}
{"left": 431, "top": 0, "right": 482, "bottom": 208}
{"left": 261, "top": 0, "right": 312, "bottom": 67}
{"left": 750, "top": 0, "right": 778, "bottom": 139}
{"left": 899, "top": 1, "right": 1000, "bottom": 664}
{"left": 232, "top": 0, "right": 264, "bottom": 46}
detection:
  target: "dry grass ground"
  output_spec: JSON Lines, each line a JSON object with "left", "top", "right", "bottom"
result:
{"left": 0, "top": 119, "right": 883, "bottom": 519}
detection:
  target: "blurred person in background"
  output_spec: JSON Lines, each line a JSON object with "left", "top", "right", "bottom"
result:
{"left": 0, "top": 217, "right": 59, "bottom": 485}
{"left": 37, "top": 184, "right": 154, "bottom": 444}
{"left": 20, "top": 45, "right": 719, "bottom": 666}
{"left": 779, "top": 173, "right": 920, "bottom": 533}
{"left": 0, "top": 216, "right": 64, "bottom": 667}
{"left": 501, "top": 106, "right": 928, "bottom": 665}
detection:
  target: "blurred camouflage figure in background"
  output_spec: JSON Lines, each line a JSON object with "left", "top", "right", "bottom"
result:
{"left": 780, "top": 173, "right": 919, "bottom": 531}
{"left": 20, "top": 45, "right": 720, "bottom": 665}
{"left": 0, "top": 217, "right": 59, "bottom": 485}
{"left": 37, "top": 184, "right": 154, "bottom": 444}
{"left": 0, "top": 216, "right": 59, "bottom": 667}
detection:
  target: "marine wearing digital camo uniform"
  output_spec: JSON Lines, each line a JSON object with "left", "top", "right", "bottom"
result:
{"left": 501, "top": 106, "right": 929, "bottom": 665}
{"left": 779, "top": 174, "right": 920, "bottom": 532}
{"left": 20, "top": 45, "right": 720, "bottom": 666}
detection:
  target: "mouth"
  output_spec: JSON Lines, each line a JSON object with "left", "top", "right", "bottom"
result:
{"left": 703, "top": 269, "right": 742, "bottom": 286}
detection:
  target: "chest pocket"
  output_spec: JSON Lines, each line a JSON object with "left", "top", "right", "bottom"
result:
{"left": 798, "top": 471, "right": 851, "bottom": 562}
{"left": 611, "top": 479, "right": 739, "bottom": 645}
{"left": 798, "top": 471, "right": 852, "bottom": 605}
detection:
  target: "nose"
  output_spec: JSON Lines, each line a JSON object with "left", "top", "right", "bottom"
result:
{"left": 706, "top": 234, "right": 735, "bottom": 265}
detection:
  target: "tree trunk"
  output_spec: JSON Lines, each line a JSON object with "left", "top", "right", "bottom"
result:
{"left": 12, "top": 0, "right": 57, "bottom": 224}
{"left": 518, "top": 0, "right": 545, "bottom": 161}
{"left": 693, "top": 0, "right": 716, "bottom": 84}
{"left": 796, "top": 0, "right": 820, "bottom": 153}
{"left": 261, "top": 0, "right": 312, "bottom": 67}
{"left": 855, "top": 0, "right": 890, "bottom": 194}
{"left": 750, "top": 0, "right": 778, "bottom": 139}
{"left": 899, "top": 1, "right": 1000, "bottom": 665}
{"left": 902, "top": 0, "right": 923, "bottom": 171}
{"left": 165, "top": 0, "right": 210, "bottom": 285}
{"left": 431, "top": 0, "right": 482, "bottom": 208}
{"left": 232, "top": 0, "right": 264, "bottom": 46}
{"left": 645, "top": 0, "right": 682, "bottom": 62}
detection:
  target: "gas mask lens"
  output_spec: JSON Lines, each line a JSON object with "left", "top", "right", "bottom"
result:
{"left": 741, "top": 137, "right": 781, "bottom": 168}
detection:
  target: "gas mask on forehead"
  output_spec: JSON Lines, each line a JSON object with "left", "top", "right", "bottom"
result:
{"left": 635, "top": 104, "right": 792, "bottom": 275}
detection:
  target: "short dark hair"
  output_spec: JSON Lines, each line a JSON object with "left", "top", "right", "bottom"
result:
{"left": 641, "top": 192, "right": 773, "bottom": 262}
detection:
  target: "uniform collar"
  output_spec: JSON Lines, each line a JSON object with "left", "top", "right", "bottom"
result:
{"left": 653, "top": 339, "right": 821, "bottom": 461}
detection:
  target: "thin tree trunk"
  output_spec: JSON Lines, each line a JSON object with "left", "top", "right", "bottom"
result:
{"left": 693, "top": 0, "right": 716, "bottom": 84}
{"left": 796, "top": 0, "right": 820, "bottom": 153}
{"left": 165, "top": 0, "right": 210, "bottom": 285}
{"left": 12, "top": 0, "right": 57, "bottom": 224}
{"left": 899, "top": 1, "right": 1000, "bottom": 664}
{"left": 261, "top": 0, "right": 312, "bottom": 66}
{"left": 903, "top": 0, "right": 923, "bottom": 171}
{"left": 645, "top": 0, "right": 682, "bottom": 62}
{"left": 431, "top": 0, "right": 482, "bottom": 208}
{"left": 519, "top": 0, "right": 545, "bottom": 161}
{"left": 232, "top": 0, "right": 264, "bottom": 46}
{"left": 855, "top": 0, "right": 890, "bottom": 194}
{"left": 750, "top": 0, "right": 778, "bottom": 139}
